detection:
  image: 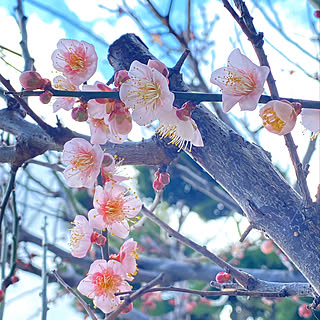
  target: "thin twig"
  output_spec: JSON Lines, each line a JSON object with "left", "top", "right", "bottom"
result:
{"left": 51, "top": 270, "right": 98, "bottom": 320}
{"left": 0, "top": 170, "right": 17, "bottom": 234}
{"left": 239, "top": 224, "right": 253, "bottom": 242}
{"left": 141, "top": 206, "right": 254, "bottom": 289}
{"left": 41, "top": 216, "right": 48, "bottom": 320}
{"left": 9, "top": 89, "right": 320, "bottom": 109}
{"left": 106, "top": 273, "right": 164, "bottom": 320}
{"left": 15, "top": 0, "right": 35, "bottom": 71}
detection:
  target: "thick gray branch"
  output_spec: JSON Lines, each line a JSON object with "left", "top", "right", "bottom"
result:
{"left": 108, "top": 33, "right": 320, "bottom": 295}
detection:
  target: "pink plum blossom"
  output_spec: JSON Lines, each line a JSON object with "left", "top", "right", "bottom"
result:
{"left": 109, "top": 238, "right": 138, "bottom": 280}
{"left": 88, "top": 182, "right": 142, "bottom": 238}
{"left": 52, "top": 76, "right": 79, "bottom": 112}
{"left": 51, "top": 39, "right": 97, "bottom": 85}
{"left": 210, "top": 48, "right": 270, "bottom": 112}
{"left": 69, "top": 215, "right": 93, "bottom": 258}
{"left": 119, "top": 60, "right": 174, "bottom": 125}
{"left": 259, "top": 100, "right": 297, "bottom": 135}
{"left": 77, "top": 259, "right": 131, "bottom": 314}
{"left": 156, "top": 107, "right": 203, "bottom": 151}
{"left": 88, "top": 115, "right": 128, "bottom": 145}
{"left": 88, "top": 116, "right": 112, "bottom": 145}
{"left": 301, "top": 109, "right": 320, "bottom": 136}
{"left": 62, "top": 138, "right": 104, "bottom": 188}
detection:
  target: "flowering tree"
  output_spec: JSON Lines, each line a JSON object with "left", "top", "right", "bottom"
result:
{"left": 0, "top": 0, "right": 319, "bottom": 319}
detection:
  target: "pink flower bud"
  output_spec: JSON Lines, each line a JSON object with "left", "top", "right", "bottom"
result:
{"left": 261, "top": 240, "right": 274, "bottom": 254}
{"left": 298, "top": 304, "right": 312, "bottom": 318}
{"left": 114, "top": 70, "right": 130, "bottom": 88}
{"left": 121, "top": 303, "right": 133, "bottom": 314}
{"left": 153, "top": 178, "right": 165, "bottom": 191}
{"left": 259, "top": 100, "right": 297, "bottom": 135}
{"left": 91, "top": 232, "right": 107, "bottom": 246}
{"left": 39, "top": 91, "right": 53, "bottom": 104}
{"left": 159, "top": 172, "right": 170, "bottom": 185}
{"left": 0, "top": 289, "right": 4, "bottom": 302}
{"left": 19, "top": 71, "right": 46, "bottom": 90}
{"left": 215, "top": 272, "right": 231, "bottom": 283}
{"left": 71, "top": 105, "right": 88, "bottom": 122}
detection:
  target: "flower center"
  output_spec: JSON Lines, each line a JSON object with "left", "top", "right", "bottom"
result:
{"left": 100, "top": 198, "right": 126, "bottom": 224}
{"left": 130, "top": 78, "right": 161, "bottom": 108}
{"left": 261, "top": 108, "right": 285, "bottom": 132}
{"left": 72, "top": 152, "right": 94, "bottom": 172}
{"left": 215, "top": 67, "right": 256, "bottom": 95}
{"left": 67, "top": 50, "right": 86, "bottom": 72}
{"left": 93, "top": 271, "right": 122, "bottom": 296}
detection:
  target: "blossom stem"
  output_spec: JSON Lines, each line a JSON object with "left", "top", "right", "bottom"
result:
{"left": 8, "top": 89, "right": 320, "bottom": 109}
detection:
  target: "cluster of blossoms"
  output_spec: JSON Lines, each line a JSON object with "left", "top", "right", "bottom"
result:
{"left": 63, "top": 137, "right": 141, "bottom": 313}
{"left": 210, "top": 48, "right": 320, "bottom": 137}
{"left": 17, "top": 39, "right": 319, "bottom": 316}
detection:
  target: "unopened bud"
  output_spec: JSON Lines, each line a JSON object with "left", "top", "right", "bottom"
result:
{"left": 0, "top": 289, "right": 4, "bottom": 302}
{"left": 121, "top": 303, "right": 133, "bottom": 314}
{"left": 10, "top": 275, "right": 19, "bottom": 284}
{"left": 91, "top": 232, "right": 107, "bottom": 246}
{"left": 215, "top": 272, "right": 231, "bottom": 283}
{"left": 153, "top": 178, "right": 165, "bottom": 191}
{"left": 114, "top": 70, "right": 130, "bottom": 88}
{"left": 72, "top": 105, "right": 88, "bottom": 122}
{"left": 39, "top": 90, "right": 53, "bottom": 104}
{"left": 159, "top": 172, "right": 170, "bottom": 185}
{"left": 19, "top": 71, "right": 45, "bottom": 90}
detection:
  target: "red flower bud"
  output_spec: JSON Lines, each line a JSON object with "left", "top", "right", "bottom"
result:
{"left": 71, "top": 105, "right": 88, "bottom": 122}
{"left": 153, "top": 179, "right": 165, "bottom": 191}
{"left": 114, "top": 70, "right": 130, "bottom": 88}
{"left": 39, "top": 91, "right": 53, "bottom": 104}
{"left": 0, "top": 289, "right": 4, "bottom": 302}
{"left": 159, "top": 172, "right": 170, "bottom": 185}
{"left": 19, "top": 71, "right": 45, "bottom": 90}
{"left": 121, "top": 302, "right": 133, "bottom": 314}
{"left": 215, "top": 272, "right": 231, "bottom": 283}
{"left": 10, "top": 275, "right": 19, "bottom": 284}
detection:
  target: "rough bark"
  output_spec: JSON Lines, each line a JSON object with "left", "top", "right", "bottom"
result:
{"left": 108, "top": 33, "right": 320, "bottom": 295}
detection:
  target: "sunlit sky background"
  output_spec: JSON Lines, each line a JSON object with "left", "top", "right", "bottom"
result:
{"left": 0, "top": 0, "right": 319, "bottom": 319}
